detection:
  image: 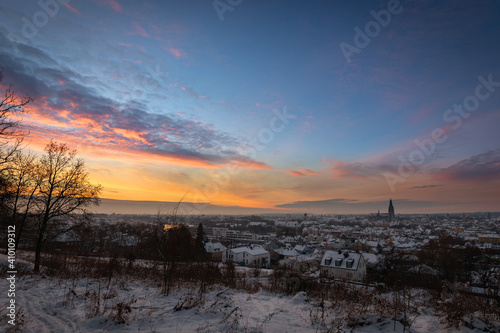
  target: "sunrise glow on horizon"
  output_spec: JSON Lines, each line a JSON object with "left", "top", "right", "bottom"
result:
{"left": 1, "top": 0, "right": 499, "bottom": 214}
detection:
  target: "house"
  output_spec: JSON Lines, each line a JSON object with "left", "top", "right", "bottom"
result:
{"left": 45, "top": 230, "right": 82, "bottom": 253}
{"left": 273, "top": 248, "right": 299, "bottom": 260}
{"left": 354, "top": 239, "right": 380, "bottom": 252}
{"left": 320, "top": 250, "right": 367, "bottom": 282}
{"left": 294, "top": 244, "right": 310, "bottom": 255}
{"left": 479, "top": 234, "right": 500, "bottom": 244}
{"left": 223, "top": 245, "right": 270, "bottom": 268}
{"left": 263, "top": 239, "right": 283, "bottom": 251}
{"left": 205, "top": 242, "right": 227, "bottom": 262}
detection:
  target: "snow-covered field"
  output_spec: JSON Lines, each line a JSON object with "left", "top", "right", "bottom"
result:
{"left": 1, "top": 254, "right": 498, "bottom": 332}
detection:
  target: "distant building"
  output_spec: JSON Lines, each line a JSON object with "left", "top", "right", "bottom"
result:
{"left": 212, "top": 227, "right": 256, "bottom": 241}
{"left": 388, "top": 199, "right": 395, "bottom": 222}
{"left": 478, "top": 234, "right": 500, "bottom": 244}
{"left": 213, "top": 227, "right": 228, "bottom": 238}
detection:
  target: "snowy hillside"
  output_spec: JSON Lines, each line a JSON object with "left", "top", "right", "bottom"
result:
{"left": 1, "top": 254, "right": 498, "bottom": 332}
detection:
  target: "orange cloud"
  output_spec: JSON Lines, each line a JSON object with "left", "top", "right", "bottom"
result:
{"left": 113, "top": 128, "right": 149, "bottom": 145}
{"left": 286, "top": 170, "right": 306, "bottom": 177}
{"left": 299, "top": 167, "right": 321, "bottom": 175}
{"left": 232, "top": 160, "right": 272, "bottom": 170}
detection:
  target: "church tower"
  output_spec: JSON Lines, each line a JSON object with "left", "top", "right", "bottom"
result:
{"left": 388, "top": 199, "right": 395, "bottom": 222}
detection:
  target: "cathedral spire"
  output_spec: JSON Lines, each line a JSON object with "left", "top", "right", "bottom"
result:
{"left": 388, "top": 199, "right": 395, "bottom": 222}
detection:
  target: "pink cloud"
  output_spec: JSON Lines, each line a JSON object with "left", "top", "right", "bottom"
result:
{"left": 326, "top": 159, "right": 371, "bottom": 181}
{"left": 127, "top": 22, "right": 150, "bottom": 38}
{"left": 64, "top": 3, "right": 81, "bottom": 16}
{"left": 167, "top": 48, "right": 186, "bottom": 59}
{"left": 95, "top": 0, "right": 123, "bottom": 13}
{"left": 300, "top": 120, "right": 315, "bottom": 133}
{"left": 411, "top": 106, "right": 433, "bottom": 122}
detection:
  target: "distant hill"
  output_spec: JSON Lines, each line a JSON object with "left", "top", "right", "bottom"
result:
{"left": 93, "top": 198, "right": 282, "bottom": 215}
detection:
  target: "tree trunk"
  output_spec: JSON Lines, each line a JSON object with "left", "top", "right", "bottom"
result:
{"left": 34, "top": 218, "right": 48, "bottom": 272}
{"left": 13, "top": 217, "right": 24, "bottom": 252}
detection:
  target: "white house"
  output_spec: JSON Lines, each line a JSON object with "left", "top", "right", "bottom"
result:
{"left": 223, "top": 245, "right": 270, "bottom": 268}
{"left": 320, "top": 250, "right": 366, "bottom": 282}
{"left": 249, "top": 222, "right": 267, "bottom": 227}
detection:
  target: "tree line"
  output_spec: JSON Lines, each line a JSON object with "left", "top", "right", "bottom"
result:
{"left": 0, "top": 68, "right": 102, "bottom": 272}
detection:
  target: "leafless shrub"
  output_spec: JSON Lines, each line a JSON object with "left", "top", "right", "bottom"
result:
{"left": 437, "top": 288, "right": 500, "bottom": 330}
{"left": 63, "top": 282, "right": 79, "bottom": 308}
{"left": 85, "top": 288, "right": 101, "bottom": 319}
{"left": 174, "top": 282, "right": 208, "bottom": 311}
{"left": 85, "top": 279, "right": 103, "bottom": 318}
{"left": 219, "top": 306, "right": 242, "bottom": 332}
{"left": 108, "top": 297, "right": 137, "bottom": 324}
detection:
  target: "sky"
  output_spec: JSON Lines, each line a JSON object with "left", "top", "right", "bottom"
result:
{"left": 0, "top": 0, "right": 499, "bottom": 215}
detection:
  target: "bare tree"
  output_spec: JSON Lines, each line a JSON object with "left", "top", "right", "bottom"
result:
{"left": 0, "top": 67, "right": 32, "bottom": 169}
{"left": 151, "top": 194, "right": 195, "bottom": 295}
{"left": 33, "top": 140, "right": 102, "bottom": 272}
{"left": 195, "top": 222, "right": 206, "bottom": 260}
{"left": 2, "top": 150, "right": 41, "bottom": 252}
{"left": 0, "top": 68, "right": 33, "bottom": 217}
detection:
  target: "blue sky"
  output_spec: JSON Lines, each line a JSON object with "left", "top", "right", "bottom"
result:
{"left": 1, "top": 0, "right": 499, "bottom": 213}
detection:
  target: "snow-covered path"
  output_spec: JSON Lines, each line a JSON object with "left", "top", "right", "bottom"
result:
{"left": 17, "top": 286, "right": 84, "bottom": 333}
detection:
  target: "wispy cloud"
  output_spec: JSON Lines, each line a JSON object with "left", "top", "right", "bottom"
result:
{"left": 64, "top": 3, "right": 81, "bottom": 16}
{"left": 286, "top": 170, "right": 307, "bottom": 177}
{"left": 300, "top": 168, "right": 321, "bottom": 175}
{"left": 94, "top": 0, "right": 123, "bottom": 13}
{"left": 167, "top": 47, "right": 186, "bottom": 59}
{"left": 326, "top": 158, "right": 385, "bottom": 180}
{"left": 410, "top": 184, "right": 442, "bottom": 189}
{"left": 435, "top": 149, "right": 500, "bottom": 183}
{"left": 127, "top": 21, "right": 150, "bottom": 38}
